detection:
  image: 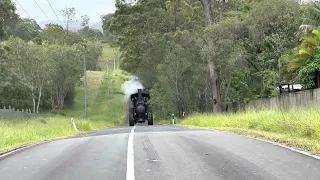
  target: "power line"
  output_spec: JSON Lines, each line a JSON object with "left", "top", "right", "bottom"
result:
{"left": 46, "top": 0, "right": 60, "bottom": 21}
{"left": 14, "top": 0, "right": 33, "bottom": 19}
{"left": 33, "top": 0, "right": 51, "bottom": 22}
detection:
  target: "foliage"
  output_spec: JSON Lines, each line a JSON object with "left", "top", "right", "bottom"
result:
{"left": 0, "top": 46, "right": 31, "bottom": 108}
{"left": 12, "top": 18, "right": 41, "bottom": 41}
{"left": 297, "top": 50, "right": 320, "bottom": 89}
{"left": 101, "top": 13, "right": 119, "bottom": 44}
{"left": 60, "top": 7, "right": 76, "bottom": 34}
{"left": 0, "top": 0, "right": 19, "bottom": 40}
{"left": 0, "top": 35, "right": 102, "bottom": 113}
{"left": 106, "top": 0, "right": 306, "bottom": 118}
{"left": 300, "top": 1, "right": 320, "bottom": 33}
{"left": 78, "top": 26, "right": 103, "bottom": 41}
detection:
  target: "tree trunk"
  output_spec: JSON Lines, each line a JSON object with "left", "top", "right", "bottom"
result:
{"left": 218, "top": 0, "right": 226, "bottom": 22}
{"left": 208, "top": 61, "right": 222, "bottom": 112}
{"left": 31, "top": 84, "right": 36, "bottom": 113}
{"left": 50, "top": 90, "right": 56, "bottom": 110}
{"left": 201, "top": 0, "right": 222, "bottom": 113}
{"left": 173, "top": 0, "right": 178, "bottom": 31}
{"left": 202, "top": 0, "right": 212, "bottom": 26}
{"left": 36, "top": 85, "right": 42, "bottom": 114}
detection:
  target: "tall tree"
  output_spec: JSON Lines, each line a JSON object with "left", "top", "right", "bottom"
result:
{"left": 80, "top": 15, "right": 90, "bottom": 27}
{"left": 60, "top": 7, "right": 76, "bottom": 34}
{"left": 12, "top": 18, "right": 42, "bottom": 41}
{"left": 0, "top": 0, "right": 19, "bottom": 40}
{"left": 199, "top": 0, "right": 228, "bottom": 113}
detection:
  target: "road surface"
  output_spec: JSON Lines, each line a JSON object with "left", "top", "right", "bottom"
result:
{"left": 1, "top": 124, "right": 320, "bottom": 180}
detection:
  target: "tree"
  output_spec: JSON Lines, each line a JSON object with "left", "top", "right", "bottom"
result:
{"left": 80, "top": 15, "right": 90, "bottom": 27}
{"left": 84, "top": 41, "right": 103, "bottom": 70}
{"left": 0, "top": 44, "right": 32, "bottom": 109}
{"left": 60, "top": 7, "right": 76, "bottom": 34}
{"left": 46, "top": 44, "right": 83, "bottom": 110}
{"left": 40, "top": 23, "right": 82, "bottom": 45}
{"left": 4, "top": 37, "right": 50, "bottom": 113}
{"left": 0, "top": 0, "right": 19, "bottom": 40}
{"left": 105, "top": 0, "right": 307, "bottom": 118}
{"left": 12, "top": 18, "right": 42, "bottom": 41}
{"left": 101, "top": 13, "right": 118, "bottom": 43}
{"left": 78, "top": 27, "right": 103, "bottom": 41}
{"left": 299, "top": 1, "right": 320, "bottom": 33}
{"left": 40, "top": 24, "right": 66, "bottom": 45}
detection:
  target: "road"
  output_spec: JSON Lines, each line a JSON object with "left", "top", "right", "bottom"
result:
{"left": 1, "top": 124, "right": 320, "bottom": 180}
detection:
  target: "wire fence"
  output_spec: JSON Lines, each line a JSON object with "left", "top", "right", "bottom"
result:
{"left": 0, "top": 106, "right": 39, "bottom": 120}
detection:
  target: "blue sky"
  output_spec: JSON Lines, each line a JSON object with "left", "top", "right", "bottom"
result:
{"left": 14, "top": 0, "right": 116, "bottom": 23}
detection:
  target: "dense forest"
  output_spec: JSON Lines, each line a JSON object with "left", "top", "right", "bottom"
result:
{"left": 104, "top": 0, "right": 320, "bottom": 119}
{"left": 0, "top": 0, "right": 105, "bottom": 113}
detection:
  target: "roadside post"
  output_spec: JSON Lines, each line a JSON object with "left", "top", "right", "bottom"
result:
{"left": 172, "top": 114, "right": 175, "bottom": 125}
{"left": 71, "top": 118, "right": 78, "bottom": 132}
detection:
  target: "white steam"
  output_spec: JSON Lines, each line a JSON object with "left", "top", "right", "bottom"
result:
{"left": 122, "top": 75, "right": 144, "bottom": 100}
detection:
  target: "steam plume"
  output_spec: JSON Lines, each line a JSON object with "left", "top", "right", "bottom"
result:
{"left": 122, "top": 75, "right": 144, "bottom": 100}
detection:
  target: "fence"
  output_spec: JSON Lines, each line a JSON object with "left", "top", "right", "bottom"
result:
{"left": 0, "top": 106, "right": 39, "bottom": 119}
{"left": 246, "top": 88, "right": 320, "bottom": 111}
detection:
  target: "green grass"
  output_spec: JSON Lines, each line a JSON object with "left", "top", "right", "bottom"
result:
{"left": 89, "top": 69, "right": 129, "bottom": 126}
{"left": 98, "top": 43, "right": 117, "bottom": 71}
{"left": 57, "top": 69, "right": 129, "bottom": 127}
{"left": 179, "top": 109, "right": 320, "bottom": 155}
{"left": 0, "top": 116, "right": 84, "bottom": 153}
{"left": 156, "top": 120, "right": 172, "bottom": 125}
{"left": 62, "top": 71, "right": 105, "bottom": 118}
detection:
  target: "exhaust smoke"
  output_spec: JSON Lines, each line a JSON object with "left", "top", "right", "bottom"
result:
{"left": 122, "top": 75, "right": 144, "bottom": 100}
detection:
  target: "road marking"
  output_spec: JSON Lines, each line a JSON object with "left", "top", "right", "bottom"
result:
{"left": 252, "top": 137, "right": 320, "bottom": 160}
{"left": 0, "top": 141, "right": 48, "bottom": 158}
{"left": 126, "top": 126, "right": 136, "bottom": 180}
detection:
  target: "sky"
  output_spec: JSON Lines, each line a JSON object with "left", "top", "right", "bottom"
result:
{"left": 13, "top": 0, "right": 116, "bottom": 23}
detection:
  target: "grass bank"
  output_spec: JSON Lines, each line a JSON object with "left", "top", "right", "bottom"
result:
{"left": 62, "top": 69, "right": 128, "bottom": 124}
{"left": 0, "top": 69, "right": 129, "bottom": 153}
{"left": 0, "top": 116, "right": 89, "bottom": 153}
{"left": 179, "top": 109, "right": 320, "bottom": 155}
{"left": 98, "top": 43, "right": 118, "bottom": 71}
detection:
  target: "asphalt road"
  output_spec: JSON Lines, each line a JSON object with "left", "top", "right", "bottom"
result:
{"left": 1, "top": 124, "right": 320, "bottom": 180}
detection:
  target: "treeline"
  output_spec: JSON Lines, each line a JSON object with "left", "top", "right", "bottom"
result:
{"left": 105, "top": 0, "right": 320, "bottom": 119}
{"left": 0, "top": 1, "right": 103, "bottom": 113}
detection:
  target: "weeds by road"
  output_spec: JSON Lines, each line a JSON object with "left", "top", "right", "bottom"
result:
{"left": 0, "top": 116, "right": 112, "bottom": 153}
{"left": 179, "top": 109, "right": 320, "bottom": 155}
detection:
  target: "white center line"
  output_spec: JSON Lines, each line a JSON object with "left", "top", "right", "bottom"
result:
{"left": 126, "top": 126, "right": 136, "bottom": 180}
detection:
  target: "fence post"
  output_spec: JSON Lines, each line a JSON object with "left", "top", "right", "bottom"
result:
{"left": 71, "top": 118, "right": 78, "bottom": 132}
{"left": 172, "top": 114, "right": 175, "bottom": 125}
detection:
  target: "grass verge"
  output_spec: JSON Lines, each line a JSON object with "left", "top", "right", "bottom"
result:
{"left": 0, "top": 116, "right": 85, "bottom": 153}
{"left": 178, "top": 109, "right": 320, "bottom": 155}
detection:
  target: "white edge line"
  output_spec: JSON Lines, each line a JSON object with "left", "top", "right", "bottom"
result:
{"left": 186, "top": 127, "right": 320, "bottom": 160}
{"left": 251, "top": 137, "right": 320, "bottom": 160}
{"left": 126, "top": 126, "right": 135, "bottom": 180}
{"left": 0, "top": 141, "right": 47, "bottom": 158}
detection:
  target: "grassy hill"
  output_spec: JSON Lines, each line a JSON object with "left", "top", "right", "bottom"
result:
{"left": 98, "top": 43, "right": 120, "bottom": 71}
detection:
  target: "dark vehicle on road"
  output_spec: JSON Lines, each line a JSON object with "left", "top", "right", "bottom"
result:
{"left": 128, "top": 89, "right": 153, "bottom": 126}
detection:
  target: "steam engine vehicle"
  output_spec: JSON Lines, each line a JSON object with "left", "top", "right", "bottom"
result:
{"left": 128, "top": 89, "right": 153, "bottom": 126}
